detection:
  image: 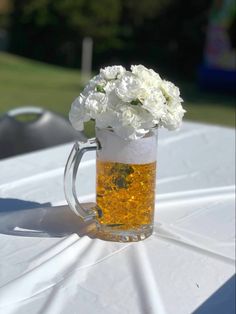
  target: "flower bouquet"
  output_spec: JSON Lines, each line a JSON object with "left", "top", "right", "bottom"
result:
{"left": 69, "top": 65, "right": 185, "bottom": 140}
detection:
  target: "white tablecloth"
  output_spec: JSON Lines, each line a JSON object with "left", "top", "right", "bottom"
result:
{"left": 0, "top": 122, "right": 235, "bottom": 314}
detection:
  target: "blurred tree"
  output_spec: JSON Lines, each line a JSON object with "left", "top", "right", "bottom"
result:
{"left": 121, "top": 0, "right": 211, "bottom": 77}
{"left": 7, "top": 0, "right": 211, "bottom": 76}
{"left": 9, "top": 0, "right": 121, "bottom": 66}
{"left": 0, "top": 0, "right": 12, "bottom": 28}
{"left": 123, "top": 0, "right": 172, "bottom": 24}
{"left": 21, "top": 0, "right": 121, "bottom": 39}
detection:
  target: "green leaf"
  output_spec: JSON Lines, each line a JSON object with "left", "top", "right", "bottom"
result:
{"left": 96, "top": 85, "right": 105, "bottom": 93}
{"left": 131, "top": 99, "right": 141, "bottom": 106}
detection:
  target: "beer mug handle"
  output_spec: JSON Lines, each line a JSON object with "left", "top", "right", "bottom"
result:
{"left": 64, "top": 138, "right": 99, "bottom": 222}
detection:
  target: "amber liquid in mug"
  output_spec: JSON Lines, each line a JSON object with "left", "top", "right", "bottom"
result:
{"left": 96, "top": 160, "right": 156, "bottom": 231}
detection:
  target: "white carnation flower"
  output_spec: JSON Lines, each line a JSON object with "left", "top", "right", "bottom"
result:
{"left": 104, "top": 80, "right": 121, "bottom": 107}
{"left": 142, "top": 89, "right": 167, "bottom": 120}
{"left": 161, "top": 80, "right": 183, "bottom": 103}
{"left": 161, "top": 103, "right": 186, "bottom": 130}
{"left": 82, "top": 75, "right": 105, "bottom": 96}
{"left": 69, "top": 95, "right": 90, "bottom": 131}
{"left": 131, "top": 65, "right": 162, "bottom": 88}
{"left": 103, "top": 80, "right": 116, "bottom": 93}
{"left": 113, "top": 104, "right": 151, "bottom": 139}
{"left": 115, "top": 73, "right": 143, "bottom": 102}
{"left": 100, "top": 65, "right": 126, "bottom": 80}
{"left": 118, "top": 104, "right": 141, "bottom": 128}
{"left": 84, "top": 92, "right": 107, "bottom": 119}
{"left": 96, "top": 110, "right": 120, "bottom": 129}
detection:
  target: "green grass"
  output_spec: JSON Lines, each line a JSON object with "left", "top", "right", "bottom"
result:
{"left": 0, "top": 52, "right": 235, "bottom": 129}
{"left": 0, "top": 52, "right": 82, "bottom": 116}
{"left": 180, "top": 80, "right": 235, "bottom": 128}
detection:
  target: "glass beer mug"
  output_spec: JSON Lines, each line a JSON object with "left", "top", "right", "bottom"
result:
{"left": 64, "top": 128, "right": 157, "bottom": 242}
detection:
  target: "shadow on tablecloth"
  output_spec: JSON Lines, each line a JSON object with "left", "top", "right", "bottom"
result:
{"left": 0, "top": 198, "right": 96, "bottom": 238}
{"left": 193, "top": 275, "right": 235, "bottom": 314}
{"left": 0, "top": 198, "right": 51, "bottom": 212}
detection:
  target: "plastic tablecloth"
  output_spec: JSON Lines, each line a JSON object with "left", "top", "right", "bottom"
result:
{"left": 0, "top": 122, "right": 235, "bottom": 314}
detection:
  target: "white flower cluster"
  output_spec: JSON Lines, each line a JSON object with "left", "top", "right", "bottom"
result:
{"left": 69, "top": 65, "right": 185, "bottom": 140}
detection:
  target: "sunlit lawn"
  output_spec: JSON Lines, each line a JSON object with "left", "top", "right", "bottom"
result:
{"left": 0, "top": 52, "right": 82, "bottom": 116}
{"left": 0, "top": 52, "right": 235, "bottom": 130}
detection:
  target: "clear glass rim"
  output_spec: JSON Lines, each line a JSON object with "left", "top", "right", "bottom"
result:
{"left": 95, "top": 125, "right": 158, "bottom": 138}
